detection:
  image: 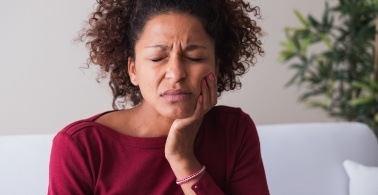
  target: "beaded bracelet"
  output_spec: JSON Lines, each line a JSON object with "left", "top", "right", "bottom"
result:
{"left": 176, "top": 166, "right": 206, "bottom": 185}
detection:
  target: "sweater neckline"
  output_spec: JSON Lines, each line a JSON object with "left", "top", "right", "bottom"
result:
{"left": 87, "top": 110, "right": 168, "bottom": 149}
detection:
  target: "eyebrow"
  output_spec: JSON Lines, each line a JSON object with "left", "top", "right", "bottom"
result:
{"left": 145, "top": 45, "right": 169, "bottom": 50}
{"left": 145, "top": 44, "right": 207, "bottom": 51}
{"left": 185, "top": 44, "right": 207, "bottom": 51}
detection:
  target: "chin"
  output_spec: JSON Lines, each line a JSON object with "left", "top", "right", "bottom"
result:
{"left": 160, "top": 106, "right": 194, "bottom": 119}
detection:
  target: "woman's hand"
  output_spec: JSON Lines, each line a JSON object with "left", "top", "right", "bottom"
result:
{"left": 165, "top": 72, "right": 217, "bottom": 161}
{"left": 165, "top": 73, "right": 217, "bottom": 193}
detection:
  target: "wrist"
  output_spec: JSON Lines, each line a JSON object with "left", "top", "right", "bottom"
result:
{"left": 167, "top": 155, "right": 202, "bottom": 182}
{"left": 176, "top": 165, "right": 206, "bottom": 185}
{"left": 165, "top": 151, "right": 195, "bottom": 162}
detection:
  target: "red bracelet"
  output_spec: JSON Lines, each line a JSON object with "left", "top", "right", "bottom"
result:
{"left": 176, "top": 166, "right": 206, "bottom": 185}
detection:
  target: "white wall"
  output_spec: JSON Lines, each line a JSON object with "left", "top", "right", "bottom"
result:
{"left": 221, "top": 0, "right": 337, "bottom": 125}
{"left": 0, "top": 0, "right": 335, "bottom": 135}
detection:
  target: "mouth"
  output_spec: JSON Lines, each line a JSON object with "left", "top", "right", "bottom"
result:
{"left": 160, "top": 89, "right": 192, "bottom": 102}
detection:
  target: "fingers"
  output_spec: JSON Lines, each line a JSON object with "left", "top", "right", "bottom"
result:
{"left": 207, "top": 73, "right": 218, "bottom": 107}
{"left": 197, "top": 73, "right": 217, "bottom": 115}
{"left": 201, "top": 79, "right": 211, "bottom": 112}
{"left": 187, "top": 94, "right": 203, "bottom": 122}
{"left": 187, "top": 73, "right": 218, "bottom": 121}
{"left": 202, "top": 73, "right": 217, "bottom": 108}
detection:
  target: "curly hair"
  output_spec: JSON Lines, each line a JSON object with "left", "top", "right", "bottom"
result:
{"left": 81, "top": 0, "right": 263, "bottom": 109}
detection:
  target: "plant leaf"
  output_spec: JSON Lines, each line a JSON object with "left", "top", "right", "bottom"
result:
{"left": 352, "top": 81, "right": 375, "bottom": 94}
{"left": 348, "top": 97, "right": 375, "bottom": 106}
{"left": 294, "top": 10, "right": 309, "bottom": 27}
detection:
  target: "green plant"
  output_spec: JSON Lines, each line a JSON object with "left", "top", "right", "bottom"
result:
{"left": 279, "top": 0, "right": 378, "bottom": 136}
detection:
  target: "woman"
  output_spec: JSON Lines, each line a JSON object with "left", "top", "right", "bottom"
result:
{"left": 48, "top": 0, "right": 269, "bottom": 194}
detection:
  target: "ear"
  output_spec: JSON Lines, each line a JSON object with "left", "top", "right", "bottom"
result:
{"left": 128, "top": 57, "right": 138, "bottom": 86}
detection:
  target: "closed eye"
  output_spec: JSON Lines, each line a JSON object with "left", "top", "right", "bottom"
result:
{"left": 186, "top": 57, "right": 204, "bottom": 62}
{"left": 151, "top": 57, "right": 165, "bottom": 62}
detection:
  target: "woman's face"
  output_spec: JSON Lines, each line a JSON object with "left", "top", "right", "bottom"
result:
{"left": 129, "top": 12, "right": 217, "bottom": 119}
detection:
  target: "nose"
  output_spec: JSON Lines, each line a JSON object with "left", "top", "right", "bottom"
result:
{"left": 165, "top": 55, "right": 186, "bottom": 83}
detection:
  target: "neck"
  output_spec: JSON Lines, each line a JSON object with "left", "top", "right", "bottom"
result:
{"left": 130, "top": 102, "right": 174, "bottom": 137}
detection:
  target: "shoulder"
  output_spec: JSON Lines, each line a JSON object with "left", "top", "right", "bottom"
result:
{"left": 202, "top": 105, "right": 257, "bottom": 139}
{"left": 58, "top": 113, "right": 107, "bottom": 136}
{"left": 196, "top": 106, "right": 261, "bottom": 168}
{"left": 205, "top": 106, "right": 261, "bottom": 156}
{"left": 205, "top": 105, "right": 254, "bottom": 125}
{"left": 53, "top": 111, "right": 116, "bottom": 148}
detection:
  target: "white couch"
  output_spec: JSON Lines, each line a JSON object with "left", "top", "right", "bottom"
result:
{"left": 1, "top": 122, "right": 378, "bottom": 195}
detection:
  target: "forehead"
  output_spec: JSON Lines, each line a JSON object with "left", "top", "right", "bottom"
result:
{"left": 136, "top": 12, "right": 213, "bottom": 47}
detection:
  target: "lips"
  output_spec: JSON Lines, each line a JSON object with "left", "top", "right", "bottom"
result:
{"left": 160, "top": 89, "right": 192, "bottom": 102}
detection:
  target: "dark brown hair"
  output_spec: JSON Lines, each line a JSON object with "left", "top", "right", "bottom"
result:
{"left": 82, "top": 0, "right": 263, "bottom": 109}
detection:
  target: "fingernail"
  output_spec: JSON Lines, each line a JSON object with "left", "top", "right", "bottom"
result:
{"left": 209, "top": 73, "right": 215, "bottom": 81}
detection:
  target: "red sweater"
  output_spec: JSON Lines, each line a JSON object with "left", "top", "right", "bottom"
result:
{"left": 48, "top": 106, "right": 269, "bottom": 194}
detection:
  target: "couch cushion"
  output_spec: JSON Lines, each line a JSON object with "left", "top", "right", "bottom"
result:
{"left": 344, "top": 160, "right": 378, "bottom": 195}
{"left": 0, "top": 134, "right": 54, "bottom": 195}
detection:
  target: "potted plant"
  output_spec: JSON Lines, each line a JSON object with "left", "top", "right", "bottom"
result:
{"left": 279, "top": 0, "right": 378, "bottom": 136}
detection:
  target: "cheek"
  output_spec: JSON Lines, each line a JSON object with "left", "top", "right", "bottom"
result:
{"left": 195, "top": 64, "right": 215, "bottom": 80}
{"left": 136, "top": 63, "right": 163, "bottom": 83}
{"left": 139, "top": 76, "right": 159, "bottom": 92}
{"left": 136, "top": 69, "right": 161, "bottom": 95}
{"left": 190, "top": 65, "right": 215, "bottom": 91}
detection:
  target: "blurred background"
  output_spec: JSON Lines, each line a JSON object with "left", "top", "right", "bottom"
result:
{"left": 0, "top": 0, "right": 336, "bottom": 135}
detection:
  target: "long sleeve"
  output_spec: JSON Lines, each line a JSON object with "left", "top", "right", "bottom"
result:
{"left": 190, "top": 172, "right": 225, "bottom": 194}
{"left": 227, "top": 115, "right": 269, "bottom": 194}
{"left": 48, "top": 132, "right": 93, "bottom": 195}
{"left": 193, "top": 107, "right": 270, "bottom": 194}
